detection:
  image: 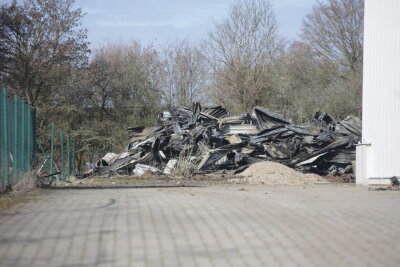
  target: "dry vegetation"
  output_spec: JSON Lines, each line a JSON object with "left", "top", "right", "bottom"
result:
{"left": 173, "top": 146, "right": 205, "bottom": 178}
{"left": 0, "top": 170, "right": 44, "bottom": 209}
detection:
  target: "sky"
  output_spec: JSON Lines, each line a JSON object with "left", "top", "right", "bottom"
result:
{"left": 2, "top": 0, "right": 316, "bottom": 48}
{"left": 69, "top": 0, "right": 316, "bottom": 48}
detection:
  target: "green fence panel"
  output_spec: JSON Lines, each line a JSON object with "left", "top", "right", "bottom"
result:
{"left": 1, "top": 88, "right": 9, "bottom": 186}
{"left": 0, "top": 87, "right": 80, "bottom": 190}
{"left": 0, "top": 88, "right": 36, "bottom": 190}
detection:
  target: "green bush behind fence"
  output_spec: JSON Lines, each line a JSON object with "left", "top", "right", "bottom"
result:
{"left": 0, "top": 88, "right": 35, "bottom": 188}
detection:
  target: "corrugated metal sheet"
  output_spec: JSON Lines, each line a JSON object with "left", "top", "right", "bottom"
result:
{"left": 359, "top": 0, "right": 400, "bottom": 183}
{"left": 221, "top": 124, "right": 259, "bottom": 135}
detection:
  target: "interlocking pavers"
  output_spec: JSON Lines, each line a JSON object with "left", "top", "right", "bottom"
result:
{"left": 0, "top": 185, "right": 399, "bottom": 267}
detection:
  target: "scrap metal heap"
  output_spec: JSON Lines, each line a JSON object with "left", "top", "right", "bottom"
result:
{"left": 90, "top": 103, "right": 361, "bottom": 177}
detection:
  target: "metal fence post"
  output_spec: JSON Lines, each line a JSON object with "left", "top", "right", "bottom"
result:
{"left": 13, "top": 94, "right": 18, "bottom": 181}
{"left": 72, "top": 138, "right": 76, "bottom": 175}
{"left": 67, "top": 134, "right": 71, "bottom": 178}
{"left": 60, "top": 132, "right": 64, "bottom": 180}
{"left": 17, "top": 98, "right": 22, "bottom": 176}
{"left": 2, "top": 88, "right": 9, "bottom": 186}
{"left": 50, "top": 123, "right": 54, "bottom": 182}
{"left": 26, "top": 103, "right": 31, "bottom": 172}
{"left": 21, "top": 101, "right": 25, "bottom": 173}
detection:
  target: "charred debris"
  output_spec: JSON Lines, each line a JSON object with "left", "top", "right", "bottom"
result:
{"left": 84, "top": 103, "right": 361, "bottom": 178}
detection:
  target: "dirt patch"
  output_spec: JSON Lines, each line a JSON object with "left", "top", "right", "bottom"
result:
{"left": 232, "top": 161, "right": 327, "bottom": 185}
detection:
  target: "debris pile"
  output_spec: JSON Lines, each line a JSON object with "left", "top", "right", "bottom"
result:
{"left": 87, "top": 103, "right": 361, "bottom": 178}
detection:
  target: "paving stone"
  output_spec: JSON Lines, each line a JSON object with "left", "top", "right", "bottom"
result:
{"left": 0, "top": 184, "right": 399, "bottom": 267}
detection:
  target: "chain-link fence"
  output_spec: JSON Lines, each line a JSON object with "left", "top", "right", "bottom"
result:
{"left": 0, "top": 88, "right": 36, "bottom": 189}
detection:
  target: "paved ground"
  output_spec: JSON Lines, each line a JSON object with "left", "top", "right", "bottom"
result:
{"left": 1, "top": 184, "right": 400, "bottom": 267}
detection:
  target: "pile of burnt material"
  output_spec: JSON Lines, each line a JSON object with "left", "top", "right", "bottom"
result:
{"left": 88, "top": 103, "right": 361, "bottom": 177}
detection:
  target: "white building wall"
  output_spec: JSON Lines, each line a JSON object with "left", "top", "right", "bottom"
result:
{"left": 358, "top": 0, "right": 400, "bottom": 184}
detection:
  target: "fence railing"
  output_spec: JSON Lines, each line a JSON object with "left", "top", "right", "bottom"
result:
{"left": 0, "top": 88, "right": 35, "bottom": 189}
{"left": 44, "top": 123, "right": 77, "bottom": 183}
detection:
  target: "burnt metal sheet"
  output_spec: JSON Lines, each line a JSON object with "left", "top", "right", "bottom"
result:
{"left": 221, "top": 124, "right": 259, "bottom": 135}
{"left": 287, "top": 124, "right": 321, "bottom": 136}
{"left": 254, "top": 107, "right": 290, "bottom": 129}
{"left": 202, "top": 105, "right": 229, "bottom": 118}
{"left": 339, "top": 117, "right": 362, "bottom": 136}
{"left": 219, "top": 114, "right": 255, "bottom": 125}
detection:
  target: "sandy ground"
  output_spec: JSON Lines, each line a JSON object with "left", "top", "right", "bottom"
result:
{"left": 234, "top": 161, "right": 326, "bottom": 184}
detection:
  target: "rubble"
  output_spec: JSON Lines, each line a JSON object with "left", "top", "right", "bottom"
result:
{"left": 88, "top": 103, "right": 361, "bottom": 178}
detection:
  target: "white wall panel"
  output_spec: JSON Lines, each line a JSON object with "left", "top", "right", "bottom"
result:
{"left": 359, "top": 0, "right": 400, "bottom": 183}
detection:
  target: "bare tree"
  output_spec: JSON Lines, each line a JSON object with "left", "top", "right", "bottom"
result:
{"left": 84, "top": 42, "right": 163, "bottom": 125}
{"left": 87, "top": 54, "right": 115, "bottom": 121}
{"left": 204, "top": 0, "right": 283, "bottom": 114}
{"left": 161, "top": 40, "right": 206, "bottom": 108}
{"left": 275, "top": 41, "right": 336, "bottom": 122}
{"left": 300, "top": 0, "right": 364, "bottom": 116}
{"left": 301, "top": 0, "right": 363, "bottom": 73}
{"left": 0, "top": 0, "right": 89, "bottom": 107}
